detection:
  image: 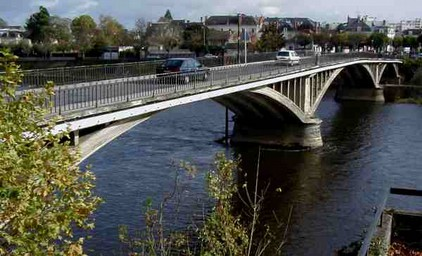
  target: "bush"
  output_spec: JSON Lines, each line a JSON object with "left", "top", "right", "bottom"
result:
{"left": 0, "top": 50, "right": 101, "bottom": 255}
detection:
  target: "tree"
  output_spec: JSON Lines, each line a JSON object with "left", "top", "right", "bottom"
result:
{"left": 46, "top": 16, "right": 73, "bottom": 52}
{"left": 369, "top": 32, "right": 389, "bottom": 52}
{"left": 0, "top": 17, "right": 7, "bottom": 27}
{"left": 295, "top": 32, "right": 312, "bottom": 49}
{"left": 146, "top": 22, "right": 182, "bottom": 53}
{"left": 133, "top": 18, "right": 149, "bottom": 57}
{"left": 337, "top": 32, "right": 350, "bottom": 48}
{"left": 256, "top": 23, "right": 284, "bottom": 52}
{"left": 403, "top": 36, "right": 418, "bottom": 50}
{"left": 98, "top": 15, "right": 127, "bottom": 46}
{"left": 348, "top": 33, "right": 368, "bottom": 50}
{"left": 25, "top": 6, "right": 50, "bottom": 43}
{"left": 182, "top": 23, "right": 207, "bottom": 55}
{"left": 313, "top": 32, "right": 330, "bottom": 48}
{"left": 418, "top": 34, "right": 422, "bottom": 49}
{"left": 393, "top": 36, "right": 403, "bottom": 48}
{"left": 71, "top": 15, "right": 97, "bottom": 57}
{"left": 0, "top": 50, "right": 101, "bottom": 255}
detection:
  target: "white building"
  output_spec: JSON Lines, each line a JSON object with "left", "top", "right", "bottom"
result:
{"left": 0, "top": 26, "right": 30, "bottom": 45}
{"left": 397, "top": 18, "right": 422, "bottom": 32}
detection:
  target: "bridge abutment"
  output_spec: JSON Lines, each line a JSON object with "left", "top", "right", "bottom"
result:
{"left": 335, "top": 88, "right": 385, "bottom": 102}
{"left": 231, "top": 118, "right": 323, "bottom": 149}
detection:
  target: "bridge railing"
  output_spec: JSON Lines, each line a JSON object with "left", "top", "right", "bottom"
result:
{"left": 17, "top": 52, "right": 279, "bottom": 88}
{"left": 38, "top": 52, "right": 397, "bottom": 116}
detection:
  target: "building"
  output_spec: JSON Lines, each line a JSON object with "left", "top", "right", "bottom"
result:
{"left": 0, "top": 26, "right": 30, "bottom": 45}
{"left": 397, "top": 18, "right": 422, "bottom": 32}
{"left": 337, "top": 16, "right": 372, "bottom": 33}
{"left": 402, "top": 29, "right": 422, "bottom": 37}
{"left": 204, "top": 15, "right": 261, "bottom": 44}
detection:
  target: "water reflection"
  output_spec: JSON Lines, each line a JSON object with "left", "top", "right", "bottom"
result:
{"left": 82, "top": 96, "right": 422, "bottom": 255}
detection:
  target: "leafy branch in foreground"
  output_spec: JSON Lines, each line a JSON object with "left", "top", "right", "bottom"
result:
{"left": 120, "top": 151, "right": 285, "bottom": 256}
{"left": 0, "top": 50, "right": 101, "bottom": 255}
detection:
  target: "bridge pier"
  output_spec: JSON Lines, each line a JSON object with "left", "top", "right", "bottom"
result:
{"left": 231, "top": 118, "right": 323, "bottom": 149}
{"left": 71, "top": 130, "right": 80, "bottom": 146}
{"left": 335, "top": 88, "right": 385, "bottom": 102}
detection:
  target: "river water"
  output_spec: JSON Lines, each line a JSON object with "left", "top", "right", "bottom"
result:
{"left": 81, "top": 90, "right": 422, "bottom": 255}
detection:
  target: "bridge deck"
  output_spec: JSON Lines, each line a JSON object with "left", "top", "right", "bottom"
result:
{"left": 16, "top": 53, "right": 400, "bottom": 132}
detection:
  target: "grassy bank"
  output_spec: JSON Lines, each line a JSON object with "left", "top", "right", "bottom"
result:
{"left": 395, "top": 97, "right": 422, "bottom": 104}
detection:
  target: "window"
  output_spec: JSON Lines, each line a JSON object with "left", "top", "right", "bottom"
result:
{"left": 277, "top": 51, "right": 290, "bottom": 57}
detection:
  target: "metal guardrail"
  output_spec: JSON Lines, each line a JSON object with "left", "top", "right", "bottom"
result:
{"left": 18, "top": 52, "right": 278, "bottom": 88}
{"left": 17, "top": 52, "right": 399, "bottom": 117}
{"left": 18, "top": 51, "right": 392, "bottom": 88}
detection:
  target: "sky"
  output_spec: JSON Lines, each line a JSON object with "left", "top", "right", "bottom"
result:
{"left": 0, "top": 0, "right": 420, "bottom": 28}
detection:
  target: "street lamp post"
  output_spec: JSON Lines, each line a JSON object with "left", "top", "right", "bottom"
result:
{"left": 237, "top": 13, "right": 241, "bottom": 64}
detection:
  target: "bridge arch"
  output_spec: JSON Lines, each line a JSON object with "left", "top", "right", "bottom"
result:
{"left": 379, "top": 63, "right": 400, "bottom": 84}
{"left": 214, "top": 89, "right": 305, "bottom": 124}
{"left": 336, "top": 64, "right": 378, "bottom": 89}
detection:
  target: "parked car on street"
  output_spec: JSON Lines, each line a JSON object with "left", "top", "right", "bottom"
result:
{"left": 156, "top": 58, "right": 209, "bottom": 83}
{"left": 276, "top": 50, "right": 300, "bottom": 65}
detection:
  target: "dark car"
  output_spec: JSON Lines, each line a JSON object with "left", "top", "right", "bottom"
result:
{"left": 156, "top": 58, "right": 209, "bottom": 83}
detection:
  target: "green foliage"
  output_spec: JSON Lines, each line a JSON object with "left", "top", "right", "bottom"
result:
{"left": 133, "top": 18, "right": 149, "bottom": 55}
{"left": 47, "top": 16, "right": 73, "bottom": 52}
{"left": 25, "top": 6, "right": 50, "bottom": 43}
{"left": 10, "top": 40, "right": 32, "bottom": 57}
{"left": 0, "top": 50, "right": 101, "bottom": 255}
{"left": 146, "top": 22, "right": 182, "bottom": 53}
{"left": 71, "top": 15, "right": 97, "bottom": 56}
{"left": 369, "top": 32, "right": 389, "bottom": 52}
{"left": 348, "top": 33, "right": 369, "bottom": 49}
{"left": 401, "top": 57, "right": 422, "bottom": 83}
{"left": 199, "top": 153, "right": 249, "bottom": 256}
{"left": 393, "top": 37, "right": 403, "bottom": 48}
{"left": 182, "top": 24, "right": 207, "bottom": 54}
{"left": 368, "top": 237, "right": 387, "bottom": 256}
{"left": 312, "top": 32, "right": 330, "bottom": 47}
{"left": 403, "top": 36, "right": 418, "bottom": 49}
{"left": 256, "top": 23, "right": 285, "bottom": 52}
{"left": 295, "top": 33, "right": 312, "bottom": 49}
{"left": 119, "top": 153, "right": 282, "bottom": 256}
{"left": 98, "top": 15, "right": 129, "bottom": 46}
{"left": 119, "top": 162, "right": 195, "bottom": 256}
{"left": 418, "top": 34, "right": 422, "bottom": 46}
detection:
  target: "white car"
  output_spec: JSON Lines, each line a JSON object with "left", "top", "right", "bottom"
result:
{"left": 276, "top": 50, "right": 300, "bottom": 65}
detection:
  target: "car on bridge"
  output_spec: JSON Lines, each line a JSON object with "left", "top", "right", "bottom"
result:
{"left": 156, "top": 58, "right": 210, "bottom": 83}
{"left": 276, "top": 50, "right": 300, "bottom": 65}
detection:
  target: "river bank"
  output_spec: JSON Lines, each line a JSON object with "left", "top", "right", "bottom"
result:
{"left": 384, "top": 84, "right": 422, "bottom": 104}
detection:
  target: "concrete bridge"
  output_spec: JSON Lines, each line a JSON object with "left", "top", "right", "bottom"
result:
{"left": 31, "top": 53, "right": 400, "bottom": 160}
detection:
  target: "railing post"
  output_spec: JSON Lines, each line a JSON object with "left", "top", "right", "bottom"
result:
{"left": 95, "top": 82, "right": 99, "bottom": 108}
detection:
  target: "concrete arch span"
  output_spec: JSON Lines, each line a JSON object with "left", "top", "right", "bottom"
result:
{"left": 379, "top": 63, "right": 400, "bottom": 84}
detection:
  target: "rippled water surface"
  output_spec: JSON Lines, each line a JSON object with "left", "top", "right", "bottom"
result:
{"left": 82, "top": 91, "right": 422, "bottom": 255}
